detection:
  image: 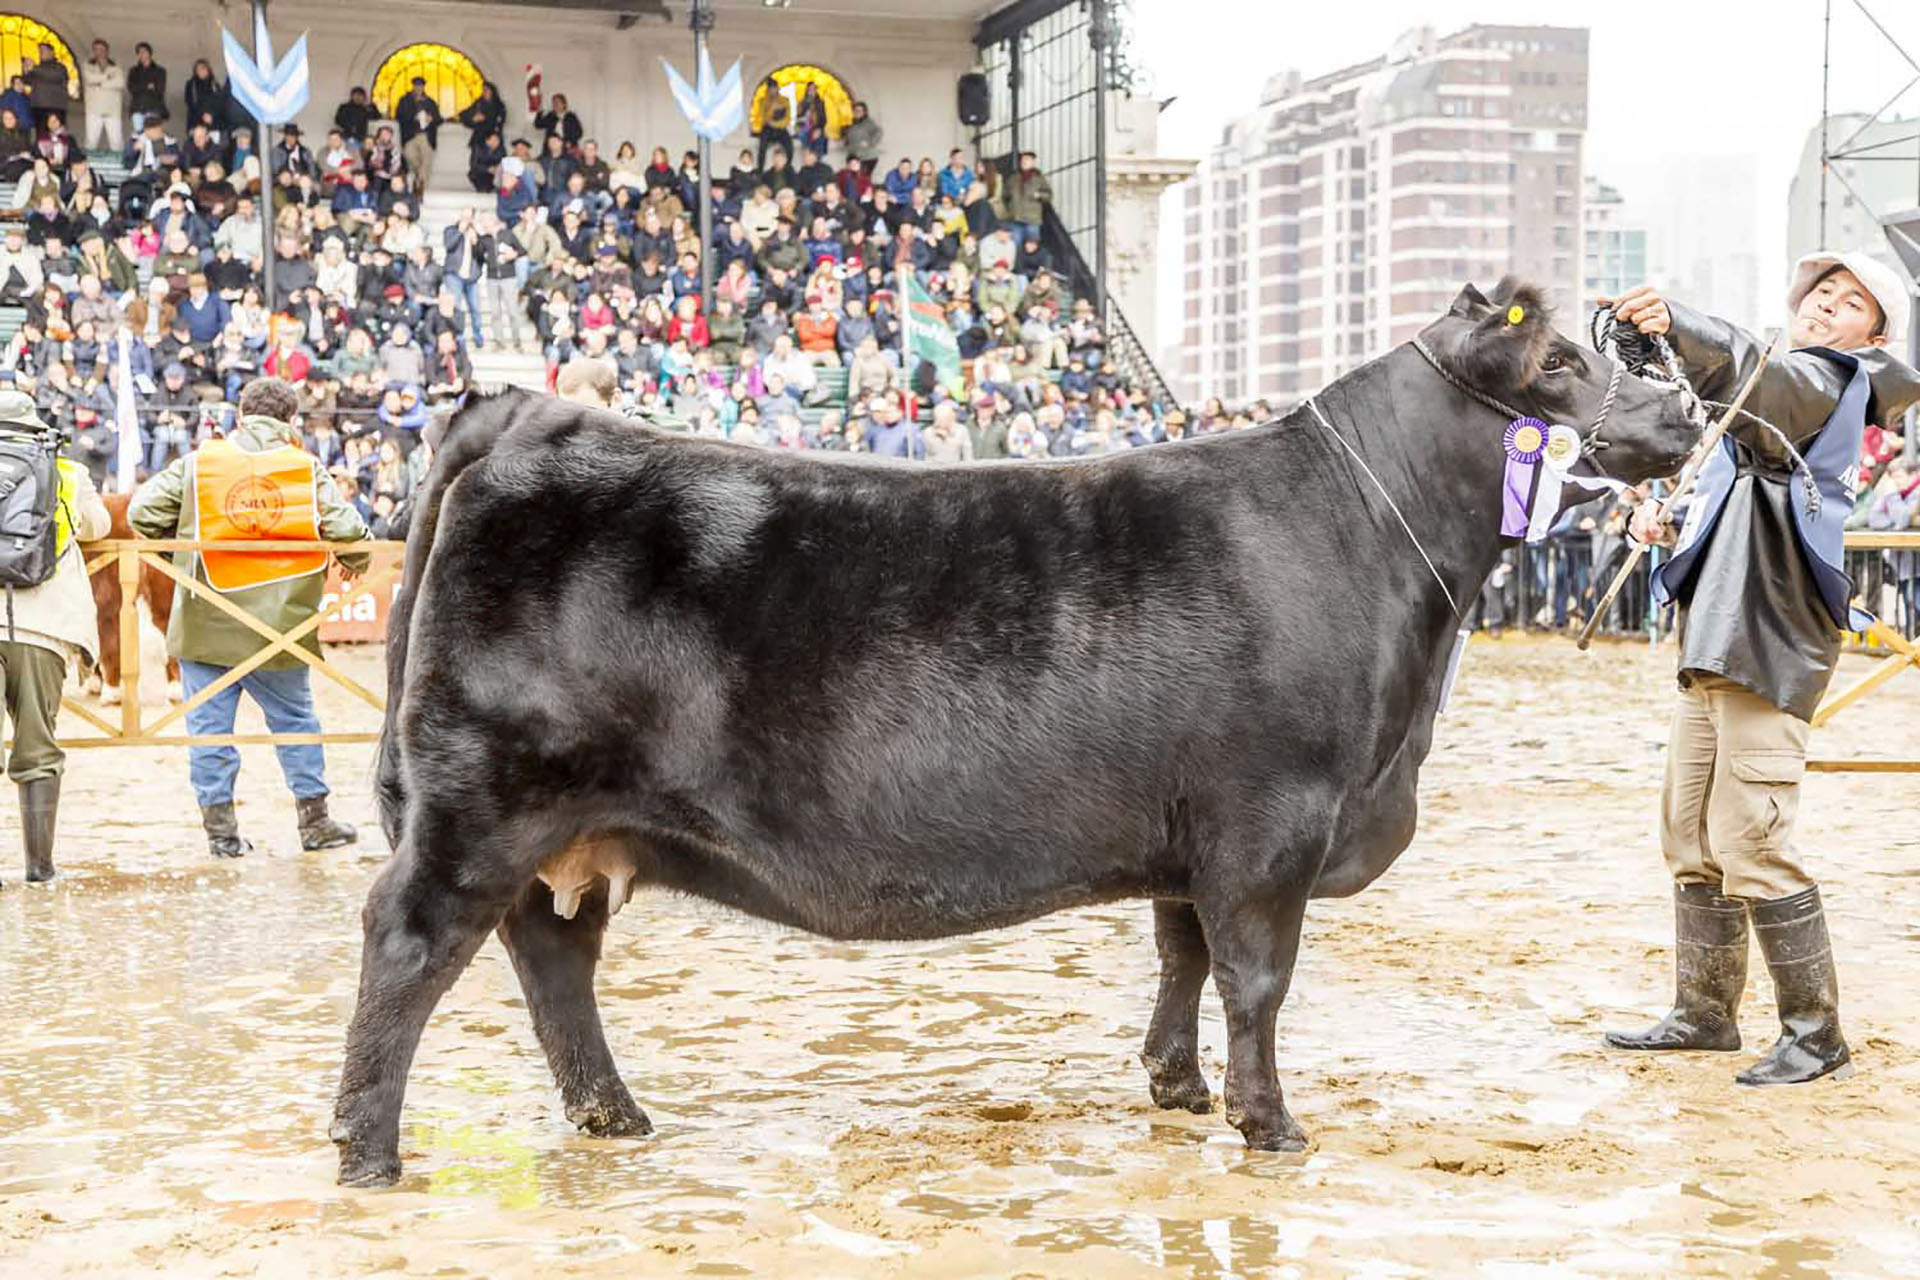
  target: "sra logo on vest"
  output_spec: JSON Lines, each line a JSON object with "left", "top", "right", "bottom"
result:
{"left": 193, "top": 439, "right": 327, "bottom": 592}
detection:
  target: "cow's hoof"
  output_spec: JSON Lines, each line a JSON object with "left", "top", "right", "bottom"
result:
{"left": 1241, "top": 1126, "right": 1309, "bottom": 1153}
{"left": 166, "top": 680, "right": 184, "bottom": 704}
{"left": 83, "top": 673, "right": 102, "bottom": 697}
{"left": 101, "top": 685, "right": 122, "bottom": 707}
{"left": 568, "top": 1096, "right": 653, "bottom": 1139}
{"left": 1226, "top": 1100, "right": 1309, "bottom": 1153}
{"left": 337, "top": 1150, "right": 403, "bottom": 1188}
{"left": 1148, "top": 1073, "right": 1213, "bottom": 1114}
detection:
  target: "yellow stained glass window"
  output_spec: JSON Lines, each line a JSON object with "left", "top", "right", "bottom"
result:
{"left": 0, "top": 14, "right": 78, "bottom": 101}
{"left": 749, "top": 64, "right": 854, "bottom": 142}
{"left": 371, "top": 43, "right": 484, "bottom": 120}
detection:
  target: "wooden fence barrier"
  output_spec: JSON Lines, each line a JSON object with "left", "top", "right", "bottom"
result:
{"left": 1809, "top": 530, "right": 1920, "bottom": 773}
{"left": 54, "top": 539, "right": 405, "bottom": 750}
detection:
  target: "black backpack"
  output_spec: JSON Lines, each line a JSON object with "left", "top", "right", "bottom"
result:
{"left": 0, "top": 429, "right": 68, "bottom": 637}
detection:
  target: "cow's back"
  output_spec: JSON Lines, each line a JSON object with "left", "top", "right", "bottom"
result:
{"left": 402, "top": 422, "right": 1360, "bottom": 934}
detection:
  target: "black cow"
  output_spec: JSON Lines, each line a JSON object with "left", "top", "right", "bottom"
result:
{"left": 331, "top": 280, "right": 1695, "bottom": 1186}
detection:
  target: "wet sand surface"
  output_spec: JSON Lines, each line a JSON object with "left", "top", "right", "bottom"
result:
{"left": 3, "top": 638, "right": 1918, "bottom": 1278}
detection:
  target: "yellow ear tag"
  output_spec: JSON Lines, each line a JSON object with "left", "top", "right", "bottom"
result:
{"left": 1506, "top": 305, "right": 1526, "bottom": 326}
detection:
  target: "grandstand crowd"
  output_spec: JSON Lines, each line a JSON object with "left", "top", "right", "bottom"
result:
{"left": 9, "top": 38, "right": 1914, "bottom": 569}
{"left": 1, "top": 35, "right": 1211, "bottom": 530}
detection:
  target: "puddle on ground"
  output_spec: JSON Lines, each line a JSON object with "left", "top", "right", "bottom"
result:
{"left": 3, "top": 642, "right": 1919, "bottom": 1276}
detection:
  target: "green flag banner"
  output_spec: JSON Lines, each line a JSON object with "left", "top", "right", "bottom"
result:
{"left": 901, "top": 270, "right": 965, "bottom": 397}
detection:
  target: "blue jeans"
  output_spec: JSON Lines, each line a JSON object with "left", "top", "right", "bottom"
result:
{"left": 450, "top": 275, "right": 484, "bottom": 347}
{"left": 148, "top": 423, "right": 192, "bottom": 472}
{"left": 180, "top": 659, "right": 329, "bottom": 807}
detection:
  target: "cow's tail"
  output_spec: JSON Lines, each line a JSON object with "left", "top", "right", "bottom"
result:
{"left": 375, "top": 389, "right": 530, "bottom": 848}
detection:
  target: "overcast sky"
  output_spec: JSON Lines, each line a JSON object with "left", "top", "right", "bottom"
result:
{"left": 1129, "top": 0, "right": 1920, "bottom": 333}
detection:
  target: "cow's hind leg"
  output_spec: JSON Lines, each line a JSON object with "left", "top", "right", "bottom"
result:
{"left": 497, "top": 878, "right": 652, "bottom": 1139}
{"left": 1202, "top": 889, "right": 1311, "bottom": 1151}
{"left": 1141, "top": 900, "right": 1213, "bottom": 1113}
{"left": 330, "top": 811, "right": 526, "bottom": 1187}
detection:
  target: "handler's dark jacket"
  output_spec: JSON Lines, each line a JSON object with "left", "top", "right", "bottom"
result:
{"left": 1658, "top": 302, "right": 1920, "bottom": 719}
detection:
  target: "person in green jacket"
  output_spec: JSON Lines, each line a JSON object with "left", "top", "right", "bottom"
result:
{"left": 129, "top": 377, "right": 370, "bottom": 859}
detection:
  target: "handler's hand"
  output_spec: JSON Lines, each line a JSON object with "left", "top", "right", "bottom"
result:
{"left": 1628, "top": 498, "right": 1675, "bottom": 548}
{"left": 1602, "top": 284, "right": 1672, "bottom": 336}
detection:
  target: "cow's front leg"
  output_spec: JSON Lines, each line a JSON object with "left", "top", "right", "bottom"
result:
{"left": 497, "top": 878, "right": 652, "bottom": 1139}
{"left": 1201, "top": 890, "right": 1310, "bottom": 1151}
{"left": 1141, "top": 900, "right": 1213, "bottom": 1113}
{"left": 331, "top": 818, "right": 520, "bottom": 1187}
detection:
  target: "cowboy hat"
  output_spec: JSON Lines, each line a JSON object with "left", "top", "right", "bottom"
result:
{"left": 1786, "top": 250, "right": 1910, "bottom": 345}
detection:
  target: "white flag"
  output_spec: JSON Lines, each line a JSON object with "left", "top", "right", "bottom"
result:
{"left": 115, "top": 329, "right": 141, "bottom": 492}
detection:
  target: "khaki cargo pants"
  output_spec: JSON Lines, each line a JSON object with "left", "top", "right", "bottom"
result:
{"left": 1661, "top": 674, "right": 1815, "bottom": 901}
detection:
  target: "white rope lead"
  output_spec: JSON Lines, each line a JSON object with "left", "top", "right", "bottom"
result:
{"left": 1304, "top": 399, "right": 1462, "bottom": 618}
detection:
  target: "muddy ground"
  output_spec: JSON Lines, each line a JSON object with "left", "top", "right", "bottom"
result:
{"left": 2, "top": 637, "right": 1917, "bottom": 1278}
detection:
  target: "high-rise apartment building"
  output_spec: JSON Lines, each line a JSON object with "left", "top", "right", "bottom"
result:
{"left": 1584, "top": 176, "right": 1648, "bottom": 308}
{"left": 1175, "top": 25, "right": 1589, "bottom": 405}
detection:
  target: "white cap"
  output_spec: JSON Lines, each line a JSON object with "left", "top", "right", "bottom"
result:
{"left": 1786, "top": 250, "right": 1910, "bottom": 345}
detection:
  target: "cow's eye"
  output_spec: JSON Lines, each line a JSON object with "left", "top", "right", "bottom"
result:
{"left": 1541, "top": 352, "right": 1571, "bottom": 374}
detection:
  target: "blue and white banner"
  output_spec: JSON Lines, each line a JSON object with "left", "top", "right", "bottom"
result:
{"left": 661, "top": 47, "right": 745, "bottom": 142}
{"left": 221, "top": 9, "right": 310, "bottom": 126}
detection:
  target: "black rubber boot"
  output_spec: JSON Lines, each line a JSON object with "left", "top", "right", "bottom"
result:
{"left": 1605, "top": 881, "right": 1747, "bottom": 1052}
{"left": 1736, "top": 886, "right": 1854, "bottom": 1086}
{"left": 20, "top": 776, "right": 59, "bottom": 882}
{"left": 201, "top": 802, "right": 254, "bottom": 859}
{"left": 297, "top": 796, "right": 357, "bottom": 851}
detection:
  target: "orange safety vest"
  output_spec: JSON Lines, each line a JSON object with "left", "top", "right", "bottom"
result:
{"left": 192, "top": 438, "right": 328, "bottom": 592}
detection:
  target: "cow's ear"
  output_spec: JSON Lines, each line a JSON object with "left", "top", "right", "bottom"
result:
{"left": 1448, "top": 284, "right": 1490, "bottom": 319}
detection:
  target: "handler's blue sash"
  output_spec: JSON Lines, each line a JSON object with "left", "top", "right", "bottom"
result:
{"left": 1653, "top": 347, "right": 1872, "bottom": 631}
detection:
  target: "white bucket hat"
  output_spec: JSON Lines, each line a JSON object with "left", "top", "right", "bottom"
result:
{"left": 1786, "top": 250, "right": 1910, "bottom": 345}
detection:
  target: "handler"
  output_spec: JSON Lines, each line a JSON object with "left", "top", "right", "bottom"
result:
{"left": 0, "top": 391, "right": 110, "bottom": 884}
{"left": 130, "top": 377, "right": 369, "bottom": 859}
{"left": 1604, "top": 253, "right": 1920, "bottom": 1084}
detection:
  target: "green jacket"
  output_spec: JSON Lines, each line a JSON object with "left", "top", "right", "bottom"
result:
{"left": 129, "top": 416, "right": 371, "bottom": 670}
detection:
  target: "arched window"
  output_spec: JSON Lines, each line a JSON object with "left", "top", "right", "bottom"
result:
{"left": 749, "top": 64, "right": 855, "bottom": 140}
{"left": 0, "top": 14, "right": 77, "bottom": 100}
{"left": 370, "top": 43, "right": 485, "bottom": 119}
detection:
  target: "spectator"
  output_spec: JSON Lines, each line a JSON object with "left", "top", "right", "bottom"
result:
{"left": 334, "top": 85, "right": 374, "bottom": 144}
{"left": 938, "top": 149, "right": 974, "bottom": 203}
{"left": 441, "top": 207, "right": 486, "bottom": 349}
{"left": 1002, "top": 150, "right": 1053, "bottom": 247}
{"left": 126, "top": 43, "right": 166, "bottom": 131}
{"left": 147, "top": 362, "right": 199, "bottom": 471}
{"left": 842, "top": 100, "right": 882, "bottom": 174}
{"left": 793, "top": 295, "right": 839, "bottom": 366}
{"left": 395, "top": 76, "right": 442, "bottom": 197}
{"left": 182, "top": 59, "right": 225, "bottom": 136}
{"left": 754, "top": 76, "right": 792, "bottom": 170}
{"left": 177, "top": 273, "right": 230, "bottom": 346}
{"left": 846, "top": 334, "right": 892, "bottom": 401}
{"left": 862, "top": 395, "right": 922, "bottom": 458}
{"left": 458, "top": 81, "right": 506, "bottom": 147}
{"left": 25, "top": 42, "right": 70, "bottom": 130}
{"left": 883, "top": 157, "right": 918, "bottom": 205}
{"left": 376, "top": 321, "right": 426, "bottom": 386}
{"left": 535, "top": 93, "right": 583, "bottom": 149}
{"left": 925, "top": 401, "right": 973, "bottom": 462}
{"left": 425, "top": 330, "right": 470, "bottom": 402}
{"left": 262, "top": 319, "right": 312, "bottom": 384}
{"left": 81, "top": 39, "right": 127, "bottom": 153}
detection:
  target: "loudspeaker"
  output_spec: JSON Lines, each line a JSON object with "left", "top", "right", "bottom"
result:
{"left": 958, "top": 73, "right": 990, "bottom": 128}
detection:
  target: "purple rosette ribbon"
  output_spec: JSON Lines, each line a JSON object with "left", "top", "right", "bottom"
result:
{"left": 1501, "top": 417, "right": 1548, "bottom": 538}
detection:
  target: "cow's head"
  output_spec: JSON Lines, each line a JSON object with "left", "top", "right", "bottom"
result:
{"left": 1421, "top": 278, "right": 1695, "bottom": 484}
